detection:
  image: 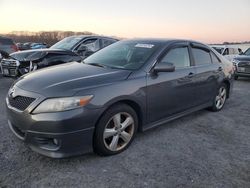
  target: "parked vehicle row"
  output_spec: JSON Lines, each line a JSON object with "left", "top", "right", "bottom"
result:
{"left": 211, "top": 45, "right": 243, "bottom": 62}
{"left": 5, "top": 39, "right": 234, "bottom": 158}
{"left": 233, "top": 47, "right": 250, "bottom": 80}
{"left": 16, "top": 42, "right": 48, "bottom": 51}
{"left": 1, "top": 35, "right": 118, "bottom": 77}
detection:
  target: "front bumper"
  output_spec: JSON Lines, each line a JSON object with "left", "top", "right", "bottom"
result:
{"left": 1, "top": 59, "right": 19, "bottom": 77}
{"left": 235, "top": 71, "right": 250, "bottom": 78}
{"left": 6, "top": 91, "right": 103, "bottom": 158}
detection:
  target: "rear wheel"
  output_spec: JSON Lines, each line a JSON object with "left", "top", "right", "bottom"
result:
{"left": 93, "top": 103, "right": 138, "bottom": 156}
{"left": 210, "top": 84, "right": 227, "bottom": 111}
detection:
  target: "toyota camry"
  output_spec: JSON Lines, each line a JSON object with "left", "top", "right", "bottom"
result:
{"left": 6, "top": 39, "right": 234, "bottom": 158}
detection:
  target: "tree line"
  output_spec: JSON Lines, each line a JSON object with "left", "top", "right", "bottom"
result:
{"left": 1, "top": 31, "right": 95, "bottom": 46}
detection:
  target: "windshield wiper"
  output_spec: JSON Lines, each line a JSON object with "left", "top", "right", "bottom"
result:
{"left": 86, "top": 63, "right": 108, "bottom": 68}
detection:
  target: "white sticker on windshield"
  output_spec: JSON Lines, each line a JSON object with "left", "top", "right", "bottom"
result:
{"left": 135, "top": 44, "right": 154, "bottom": 48}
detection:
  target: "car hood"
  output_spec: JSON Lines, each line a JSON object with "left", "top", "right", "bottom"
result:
{"left": 234, "top": 55, "right": 250, "bottom": 61}
{"left": 10, "top": 48, "right": 75, "bottom": 62}
{"left": 16, "top": 62, "right": 132, "bottom": 97}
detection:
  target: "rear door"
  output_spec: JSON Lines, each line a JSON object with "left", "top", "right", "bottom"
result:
{"left": 190, "top": 43, "right": 221, "bottom": 105}
{"left": 146, "top": 42, "right": 197, "bottom": 123}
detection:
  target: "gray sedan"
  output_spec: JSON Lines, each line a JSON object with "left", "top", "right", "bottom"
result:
{"left": 6, "top": 39, "right": 234, "bottom": 158}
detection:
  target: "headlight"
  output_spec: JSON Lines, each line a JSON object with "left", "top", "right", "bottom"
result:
{"left": 232, "top": 59, "right": 240, "bottom": 66}
{"left": 32, "top": 95, "right": 93, "bottom": 114}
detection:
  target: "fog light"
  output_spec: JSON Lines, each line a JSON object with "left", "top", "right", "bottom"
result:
{"left": 53, "top": 138, "right": 59, "bottom": 145}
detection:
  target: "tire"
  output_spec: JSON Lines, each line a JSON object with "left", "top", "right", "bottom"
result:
{"left": 210, "top": 83, "right": 227, "bottom": 112}
{"left": 93, "top": 103, "right": 138, "bottom": 156}
{"left": 234, "top": 75, "right": 238, "bottom": 80}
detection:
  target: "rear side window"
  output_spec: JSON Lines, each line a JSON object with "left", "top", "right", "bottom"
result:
{"left": 192, "top": 48, "right": 212, "bottom": 66}
{"left": 0, "top": 38, "right": 13, "bottom": 45}
{"left": 160, "top": 47, "right": 190, "bottom": 68}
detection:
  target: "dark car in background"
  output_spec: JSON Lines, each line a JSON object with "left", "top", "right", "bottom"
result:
{"left": 1, "top": 35, "right": 118, "bottom": 77}
{"left": 30, "top": 43, "right": 48, "bottom": 49}
{"left": 6, "top": 39, "right": 234, "bottom": 158}
{"left": 0, "top": 36, "right": 18, "bottom": 57}
{"left": 233, "top": 47, "right": 250, "bottom": 80}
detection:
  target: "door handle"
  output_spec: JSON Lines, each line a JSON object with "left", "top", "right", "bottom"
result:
{"left": 187, "top": 72, "right": 194, "bottom": 78}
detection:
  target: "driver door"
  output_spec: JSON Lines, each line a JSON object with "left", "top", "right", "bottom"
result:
{"left": 146, "top": 43, "right": 197, "bottom": 123}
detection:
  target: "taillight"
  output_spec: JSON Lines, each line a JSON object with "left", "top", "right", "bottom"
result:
{"left": 11, "top": 44, "right": 18, "bottom": 52}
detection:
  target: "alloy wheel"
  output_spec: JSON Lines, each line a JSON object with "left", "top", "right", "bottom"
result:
{"left": 215, "top": 86, "right": 227, "bottom": 110}
{"left": 103, "top": 112, "right": 135, "bottom": 151}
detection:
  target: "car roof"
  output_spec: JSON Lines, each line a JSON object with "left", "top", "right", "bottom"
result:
{"left": 68, "top": 35, "right": 119, "bottom": 41}
{"left": 122, "top": 38, "right": 206, "bottom": 45}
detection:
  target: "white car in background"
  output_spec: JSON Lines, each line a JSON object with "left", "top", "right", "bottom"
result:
{"left": 211, "top": 45, "right": 243, "bottom": 62}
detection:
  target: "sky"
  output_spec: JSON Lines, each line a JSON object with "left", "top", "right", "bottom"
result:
{"left": 0, "top": 0, "right": 250, "bottom": 43}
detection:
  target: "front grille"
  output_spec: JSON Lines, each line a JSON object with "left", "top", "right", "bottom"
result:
{"left": 8, "top": 96, "right": 36, "bottom": 111}
{"left": 1, "top": 59, "right": 18, "bottom": 66}
{"left": 237, "top": 61, "right": 250, "bottom": 73}
{"left": 1, "top": 59, "right": 19, "bottom": 76}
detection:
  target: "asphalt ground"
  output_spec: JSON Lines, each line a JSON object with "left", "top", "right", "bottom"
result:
{"left": 0, "top": 74, "right": 250, "bottom": 188}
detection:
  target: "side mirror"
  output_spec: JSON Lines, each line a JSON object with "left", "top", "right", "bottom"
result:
{"left": 154, "top": 62, "right": 175, "bottom": 73}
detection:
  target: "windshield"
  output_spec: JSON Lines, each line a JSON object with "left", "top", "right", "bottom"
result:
{"left": 244, "top": 48, "right": 250, "bottom": 56}
{"left": 212, "top": 47, "right": 224, "bottom": 54}
{"left": 50, "top": 36, "right": 82, "bottom": 50}
{"left": 84, "top": 41, "right": 161, "bottom": 70}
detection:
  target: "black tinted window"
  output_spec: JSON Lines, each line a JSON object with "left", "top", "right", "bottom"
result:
{"left": 160, "top": 47, "right": 190, "bottom": 68}
{"left": 192, "top": 48, "right": 212, "bottom": 66}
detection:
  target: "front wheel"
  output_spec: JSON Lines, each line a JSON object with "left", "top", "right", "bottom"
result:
{"left": 93, "top": 103, "right": 138, "bottom": 156}
{"left": 210, "top": 84, "right": 227, "bottom": 112}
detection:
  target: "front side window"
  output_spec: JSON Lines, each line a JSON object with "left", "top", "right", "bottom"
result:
{"left": 84, "top": 41, "right": 160, "bottom": 70}
{"left": 159, "top": 47, "right": 190, "bottom": 68}
{"left": 192, "top": 48, "right": 212, "bottom": 66}
{"left": 77, "top": 39, "right": 99, "bottom": 52}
